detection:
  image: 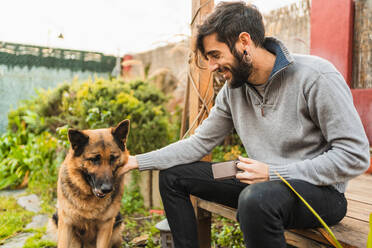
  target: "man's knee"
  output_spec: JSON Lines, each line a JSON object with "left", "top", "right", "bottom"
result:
{"left": 159, "top": 167, "right": 178, "bottom": 193}
{"left": 237, "top": 181, "right": 286, "bottom": 221}
{"left": 238, "top": 183, "right": 267, "bottom": 213}
{"left": 159, "top": 161, "right": 211, "bottom": 191}
{"left": 158, "top": 164, "right": 192, "bottom": 193}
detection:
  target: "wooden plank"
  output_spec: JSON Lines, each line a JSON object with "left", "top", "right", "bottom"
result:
{"left": 284, "top": 231, "right": 329, "bottom": 248}
{"left": 197, "top": 189, "right": 372, "bottom": 224}
{"left": 289, "top": 228, "right": 357, "bottom": 248}
{"left": 196, "top": 197, "right": 237, "bottom": 221}
{"left": 346, "top": 198, "right": 372, "bottom": 221}
{"left": 195, "top": 173, "right": 372, "bottom": 247}
{"left": 197, "top": 197, "right": 369, "bottom": 247}
{"left": 332, "top": 216, "right": 369, "bottom": 247}
{"left": 345, "top": 174, "right": 372, "bottom": 205}
{"left": 346, "top": 192, "right": 372, "bottom": 205}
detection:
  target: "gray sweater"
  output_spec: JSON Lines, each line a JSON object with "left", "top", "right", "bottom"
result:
{"left": 136, "top": 38, "right": 370, "bottom": 193}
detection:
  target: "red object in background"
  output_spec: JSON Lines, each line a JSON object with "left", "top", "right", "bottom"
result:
{"left": 149, "top": 209, "right": 164, "bottom": 215}
{"left": 351, "top": 89, "right": 372, "bottom": 174}
{"left": 310, "top": 0, "right": 354, "bottom": 86}
{"left": 367, "top": 160, "right": 372, "bottom": 174}
{"left": 121, "top": 54, "right": 133, "bottom": 73}
{"left": 351, "top": 89, "right": 372, "bottom": 145}
{"left": 310, "top": 0, "right": 371, "bottom": 173}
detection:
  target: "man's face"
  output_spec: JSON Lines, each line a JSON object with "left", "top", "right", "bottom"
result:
{"left": 202, "top": 33, "right": 252, "bottom": 88}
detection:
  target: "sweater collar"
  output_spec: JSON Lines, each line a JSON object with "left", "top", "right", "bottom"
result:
{"left": 263, "top": 37, "right": 294, "bottom": 80}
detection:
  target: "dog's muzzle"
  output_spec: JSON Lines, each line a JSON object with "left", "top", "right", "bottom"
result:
{"left": 93, "top": 183, "right": 113, "bottom": 198}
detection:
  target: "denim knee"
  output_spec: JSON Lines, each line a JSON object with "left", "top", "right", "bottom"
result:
{"left": 237, "top": 182, "right": 275, "bottom": 222}
{"left": 158, "top": 169, "right": 174, "bottom": 193}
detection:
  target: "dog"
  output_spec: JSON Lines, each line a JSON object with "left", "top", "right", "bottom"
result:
{"left": 51, "top": 119, "right": 130, "bottom": 248}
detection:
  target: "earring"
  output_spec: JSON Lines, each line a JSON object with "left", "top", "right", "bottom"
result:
{"left": 243, "top": 50, "right": 252, "bottom": 63}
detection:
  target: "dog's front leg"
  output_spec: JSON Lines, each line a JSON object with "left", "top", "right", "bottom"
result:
{"left": 96, "top": 218, "right": 115, "bottom": 248}
{"left": 58, "top": 218, "right": 73, "bottom": 248}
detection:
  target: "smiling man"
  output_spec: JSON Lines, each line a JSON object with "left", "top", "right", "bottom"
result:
{"left": 121, "top": 2, "right": 370, "bottom": 247}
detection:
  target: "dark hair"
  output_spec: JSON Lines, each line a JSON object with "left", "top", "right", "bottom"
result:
{"left": 196, "top": 1, "right": 265, "bottom": 57}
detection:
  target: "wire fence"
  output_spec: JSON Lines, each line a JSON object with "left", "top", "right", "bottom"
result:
{"left": 0, "top": 42, "right": 117, "bottom": 133}
{"left": 0, "top": 42, "right": 116, "bottom": 72}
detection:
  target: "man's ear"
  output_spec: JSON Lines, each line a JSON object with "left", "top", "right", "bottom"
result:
{"left": 68, "top": 129, "right": 89, "bottom": 156}
{"left": 238, "top": 32, "right": 252, "bottom": 49}
{"left": 112, "top": 119, "right": 130, "bottom": 151}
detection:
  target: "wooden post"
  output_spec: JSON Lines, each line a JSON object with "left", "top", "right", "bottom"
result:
{"left": 189, "top": 0, "right": 214, "bottom": 158}
{"left": 187, "top": 0, "right": 214, "bottom": 247}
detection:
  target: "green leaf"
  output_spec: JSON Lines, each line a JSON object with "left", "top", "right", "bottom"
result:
{"left": 274, "top": 171, "right": 343, "bottom": 248}
{"left": 368, "top": 213, "right": 372, "bottom": 248}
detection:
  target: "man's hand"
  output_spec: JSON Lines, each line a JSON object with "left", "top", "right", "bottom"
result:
{"left": 236, "top": 156, "right": 269, "bottom": 184}
{"left": 118, "top": 155, "right": 139, "bottom": 176}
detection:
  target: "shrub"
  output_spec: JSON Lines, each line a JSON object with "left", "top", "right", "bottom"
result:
{"left": 2, "top": 77, "right": 178, "bottom": 190}
{"left": 212, "top": 216, "right": 245, "bottom": 247}
{"left": 0, "top": 124, "right": 62, "bottom": 190}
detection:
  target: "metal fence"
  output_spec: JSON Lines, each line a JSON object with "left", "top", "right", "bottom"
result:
{"left": 0, "top": 42, "right": 116, "bottom": 72}
{"left": 0, "top": 42, "right": 117, "bottom": 133}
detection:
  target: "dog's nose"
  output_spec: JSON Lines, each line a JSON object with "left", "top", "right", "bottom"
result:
{"left": 100, "top": 183, "right": 113, "bottom": 194}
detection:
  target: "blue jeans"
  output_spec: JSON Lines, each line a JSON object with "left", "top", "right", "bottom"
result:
{"left": 159, "top": 161, "right": 347, "bottom": 248}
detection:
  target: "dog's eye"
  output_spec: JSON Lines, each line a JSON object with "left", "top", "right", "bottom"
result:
{"left": 110, "top": 155, "right": 119, "bottom": 165}
{"left": 88, "top": 155, "right": 101, "bottom": 165}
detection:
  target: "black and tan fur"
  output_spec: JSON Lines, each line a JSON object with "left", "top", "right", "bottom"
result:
{"left": 51, "top": 120, "right": 130, "bottom": 248}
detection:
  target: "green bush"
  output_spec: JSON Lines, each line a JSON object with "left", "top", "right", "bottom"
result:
{"left": 8, "top": 78, "right": 176, "bottom": 154}
{"left": 0, "top": 124, "right": 62, "bottom": 191}
{"left": 212, "top": 216, "right": 245, "bottom": 247}
{"left": 1, "top": 77, "right": 178, "bottom": 191}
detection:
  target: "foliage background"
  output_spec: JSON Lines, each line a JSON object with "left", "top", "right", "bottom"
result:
{"left": 0, "top": 76, "right": 248, "bottom": 247}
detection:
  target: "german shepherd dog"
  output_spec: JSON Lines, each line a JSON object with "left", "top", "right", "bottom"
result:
{"left": 51, "top": 120, "right": 130, "bottom": 248}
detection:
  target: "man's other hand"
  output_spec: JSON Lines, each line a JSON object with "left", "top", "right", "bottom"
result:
{"left": 236, "top": 156, "right": 269, "bottom": 184}
{"left": 118, "top": 155, "right": 139, "bottom": 176}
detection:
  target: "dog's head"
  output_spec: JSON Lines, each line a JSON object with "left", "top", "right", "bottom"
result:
{"left": 67, "top": 120, "right": 130, "bottom": 198}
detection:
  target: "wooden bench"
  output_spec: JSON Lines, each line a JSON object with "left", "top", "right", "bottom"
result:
{"left": 192, "top": 174, "right": 372, "bottom": 247}
{"left": 192, "top": 89, "right": 372, "bottom": 247}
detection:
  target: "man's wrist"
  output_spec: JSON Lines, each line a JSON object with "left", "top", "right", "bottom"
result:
{"left": 128, "top": 155, "right": 139, "bottom": 169}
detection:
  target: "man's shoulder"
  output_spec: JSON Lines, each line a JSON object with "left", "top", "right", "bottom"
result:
{"left": 288, "top": 54, "right": 349, "bottom": 95}
{"left": 291, "top": 54, "right": 339, "bottom": 75}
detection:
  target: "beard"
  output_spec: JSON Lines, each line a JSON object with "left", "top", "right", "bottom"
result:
{"left": 226, "top": 49, "right": 253, "bottom": 89}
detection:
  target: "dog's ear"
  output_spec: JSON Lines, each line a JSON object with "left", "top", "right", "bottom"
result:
{"left": 112, "top": 119, "right": 130, "bottom": 151}
{"left": 68, "top": 129, "right": 89, "bottom": 156}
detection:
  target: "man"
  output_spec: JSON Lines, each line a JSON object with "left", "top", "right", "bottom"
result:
{"left": 122, "top": 2, "right": 370, "bottom": 247}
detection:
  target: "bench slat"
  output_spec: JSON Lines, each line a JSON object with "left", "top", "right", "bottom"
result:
{"left": 193, "top": 174, "right": 372, "bottom": 247}
{"left": 346, "top": 199, "right": 372, "bottom": 222}
{"left": 284, "top": 231, "right": 329, "bottom": 248}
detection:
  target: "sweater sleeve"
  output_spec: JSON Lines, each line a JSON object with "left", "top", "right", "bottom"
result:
{"left": 269, "top": 72, "right": 370, "bottom": 185}
{"left": 136, "top": 85, "right": 234, "bottom": 171}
